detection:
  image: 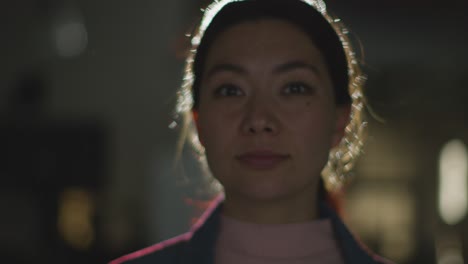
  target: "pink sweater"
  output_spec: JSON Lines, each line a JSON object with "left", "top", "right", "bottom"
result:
{"left": 214, "top": 215, "right": 345, "bottom": 264}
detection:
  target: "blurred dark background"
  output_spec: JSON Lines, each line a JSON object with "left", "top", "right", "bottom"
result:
{"left": 1, "top": 0, "right": 467, "bottom": 263}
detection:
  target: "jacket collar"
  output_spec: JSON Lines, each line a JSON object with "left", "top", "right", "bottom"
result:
{"left": 318, "top": 202, "right": 380, "bottom": 263}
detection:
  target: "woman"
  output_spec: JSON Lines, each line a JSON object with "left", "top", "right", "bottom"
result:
{"left": 111, "top": 0, "right": 391, "bottom": 263}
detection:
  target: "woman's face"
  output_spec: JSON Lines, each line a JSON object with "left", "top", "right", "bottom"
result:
{"left": 195, "top": 19, "right": 349, "bottom": 204}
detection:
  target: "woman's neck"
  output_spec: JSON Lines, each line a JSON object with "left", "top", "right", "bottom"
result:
{"left": 222, "top": 187, "right": 319, "bottom": 224}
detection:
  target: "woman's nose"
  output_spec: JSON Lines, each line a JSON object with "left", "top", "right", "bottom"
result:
{"left": 241, "top": 97, "right": 279, "bottom": 135}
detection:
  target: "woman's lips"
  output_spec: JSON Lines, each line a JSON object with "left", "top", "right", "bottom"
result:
{"left": 236, "top": 151, "right": 290, "bottom": 170}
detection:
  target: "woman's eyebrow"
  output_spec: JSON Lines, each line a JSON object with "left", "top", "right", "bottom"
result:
{"left": 205, "top": 63, "right": 246, "bottom": 79}
{"left": 273, "top": 60, "right": 320, "bottom": 75}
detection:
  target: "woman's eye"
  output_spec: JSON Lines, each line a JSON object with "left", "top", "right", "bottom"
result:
{"left": 214, "top": 84, "right": 244, "bottom": 97}
{"left": 282, "top": 82, "right": 314, "bottom": 95}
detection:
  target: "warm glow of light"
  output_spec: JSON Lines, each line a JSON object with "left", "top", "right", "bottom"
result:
{"left": 438, "top": 248, "right": 464, "bottom": 264}
{"left": 57, "top": 188, "right": 95, "bottom": 250}
{"left": 438, "top": 139, "right": 468, "bottom": 225}
{"left": 436, "top": 232, "right": 464, "bottom": 264}
{"left": 345, "top": 187, "right": 415, "bottom": 262}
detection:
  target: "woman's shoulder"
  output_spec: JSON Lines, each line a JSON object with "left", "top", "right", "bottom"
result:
{"left": 108, "top": 232, "right": 193, "bottom": 264}
{"left": 109, "top": 197, "right": 223, "bottom": 264}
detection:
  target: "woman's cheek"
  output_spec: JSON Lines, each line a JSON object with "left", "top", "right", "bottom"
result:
{"left": 276, "top": 96, "right": 318, "bottom": 112}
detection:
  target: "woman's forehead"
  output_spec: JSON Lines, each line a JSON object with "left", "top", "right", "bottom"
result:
{"left": 203, "top": 19, "right": 328, "bottom": 74}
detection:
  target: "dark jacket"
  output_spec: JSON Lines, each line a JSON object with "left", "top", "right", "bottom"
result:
{"left": 110, "top": 196, "right": 392, "bottom": 264}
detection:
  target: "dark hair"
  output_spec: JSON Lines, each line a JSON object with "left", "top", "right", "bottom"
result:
{"left": 191, "top": 0, "right": 351, "bottom": 110}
